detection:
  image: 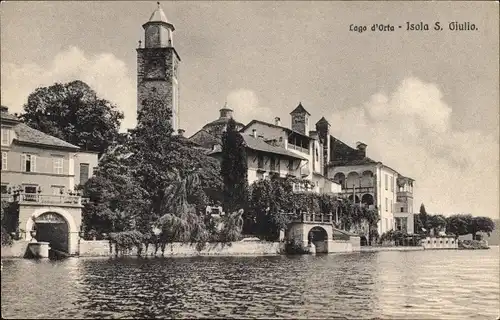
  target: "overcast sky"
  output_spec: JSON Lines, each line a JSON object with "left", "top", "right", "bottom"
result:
{"left": 1, "top": 1, "right": 498, "bottom": 218}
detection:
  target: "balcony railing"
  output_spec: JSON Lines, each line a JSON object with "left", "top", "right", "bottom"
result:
{"left": 6, "top": 193, "right": 83, "bottom": 205}
{"left": 291, "top": 212, "right": 334, "bottom": 224}
{"left": 397, "top": 191, "right": 413, "bottom": 198}
{"left": 288, "top": 143, "right": 310, "bottom": 154}
{"left": 341, "top": 186, "right": 375, "bottom": 194}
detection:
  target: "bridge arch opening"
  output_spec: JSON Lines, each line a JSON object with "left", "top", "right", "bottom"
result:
{"left": 308, "top": 226, "right": 329, "bottom": 253}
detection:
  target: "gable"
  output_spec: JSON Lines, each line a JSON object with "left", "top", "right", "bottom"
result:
{"left": 188, "top": 129, "right": 221, "bottom": 150}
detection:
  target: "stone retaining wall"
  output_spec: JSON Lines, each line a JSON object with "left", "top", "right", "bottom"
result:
{"left": 79, "top": 240, "right": 282, "bottom": 257}
{"left": 1, "top": 240, "right": 30, "bottom": 258}
{"left": 360, "top": 246, "right": 424, "bottom": 252}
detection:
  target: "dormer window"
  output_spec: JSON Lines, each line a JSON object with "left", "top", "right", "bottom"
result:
{"left": 1, "top": 128, "right": 10, "bottom": 145}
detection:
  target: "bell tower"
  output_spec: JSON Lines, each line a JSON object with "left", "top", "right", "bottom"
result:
{"left": 137, "top": 2, "right": 181, "bottom": 132}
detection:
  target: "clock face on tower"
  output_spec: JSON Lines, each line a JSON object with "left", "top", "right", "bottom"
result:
{"left": 145, "top": 58, "right": 166, "bottom": 79}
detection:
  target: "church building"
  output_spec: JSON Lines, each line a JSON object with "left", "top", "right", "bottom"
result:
{"left": 135, "top": 3, "right": 416, "bottom": 236}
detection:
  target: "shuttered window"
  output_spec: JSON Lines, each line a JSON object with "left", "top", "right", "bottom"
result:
{"left": 22, "top": 154, "right": 36, "bottom": 172}
{"left": 79, "top": 163, "right": 90, "bottom": 185}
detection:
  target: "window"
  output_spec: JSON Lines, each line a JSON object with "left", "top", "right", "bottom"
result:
{"left": 385, "top": 174, "right": 388, "bottom": 190}
{"left": 1, "top": 152, "right": 7, "bottom": 170}
{"left": 53, "top": 157, "right": 63, "bottom": 174}
{"left": 257, "top": 155, "right": 264, "bottom": 169}
{"left": 288, "top": 159, "right": 294, "bottom": 171}
{"left": 270, "top": 157, "right": 276, "bottom": 172}
{"left": 25, "top": 186, "right": 37, "bottom": 193}
{"left": 385, "top": 197, "right": 388, "bottom": 211}
{"left": 79, "top": 163, "right": 90, "bottom": 185}
{"left": 22, "top": 154, "right": 36, "bottom": 172}
{"left": 1, "top": 128, "right": 10, "bottom": 145}
{"left": 390, "top": 176, "right": 394, "bottom": 192}
{"left": 401, "top": 207, "right": 404, "bottom": 213}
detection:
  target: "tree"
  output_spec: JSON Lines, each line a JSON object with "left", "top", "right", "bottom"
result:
{"left": 249, "top": 177, "right": 295, "bottom": 239}
{"left": 429, "top": 214, "right": 447, "bottom": 235}
{"left": 21, "top": 80, "right": 124, "bottom": 155}
{"left": 414, "top": 203, "right": 429, "bottom": 234}
{"left": 126, "top": 93, "right": 222, "bottom": 230}
{"left": 221, "top": 118, "right": 249, "bottom": 214}
{"left": 446, "top": 214, "right": 472, "bottom": 238}
{"left": 81, "top": 144, "right": 144, "bottom": 235}
{"left": 469, "top": 216, "right": 495, "bottom": 240}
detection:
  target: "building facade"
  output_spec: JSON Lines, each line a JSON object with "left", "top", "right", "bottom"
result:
{"left": 1, "top": 106, "right": 98, "bottom": 254}
{"left": 137, "top": 3, "right": 181, "bottom": 133}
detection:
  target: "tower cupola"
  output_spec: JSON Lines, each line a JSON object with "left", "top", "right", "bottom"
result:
{"left": 142, "top": 2, "right": 175, "bottom": 48}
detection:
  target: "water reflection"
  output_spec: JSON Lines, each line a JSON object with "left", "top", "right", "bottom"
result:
{"left": 2, "top": 248, "right": 499, "bottom": 319}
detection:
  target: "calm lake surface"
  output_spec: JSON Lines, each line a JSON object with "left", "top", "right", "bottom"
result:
{"left": 2, "top": 247, "right": 499, "bottom": 319}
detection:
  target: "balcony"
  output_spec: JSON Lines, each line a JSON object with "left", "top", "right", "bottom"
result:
{"left": 291, "top": 212, "right": 334, "bottom": 224}
{"left": 288, "top": 143, "right": 310, "bottom": 154}
{"left": 397, "top": 191, "right": 413, "bottom": 198}
{"left": 394, "top": 203, "right": 412, "bottom": 215}
{"left": 3, "top": 193, "right": 83, "bottom": 205}
{"left": 341, "top": 186, "right": 375, "bottom": 194}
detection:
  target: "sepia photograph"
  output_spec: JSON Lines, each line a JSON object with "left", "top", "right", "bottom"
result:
{"left": 1, "top": 1, "right": 499, "bottom": 319}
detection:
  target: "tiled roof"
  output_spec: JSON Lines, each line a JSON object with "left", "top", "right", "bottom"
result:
{"left": 208, "top": 133, "right": 306, "bottom": 160}
{"left": 189, "top": 129, "right": 222, "bottom": 149}
{"left": 240, "top": 120, "right": 313, "bottom": 140}
{"left": 1, "top": 112, "right": 21, "bottom": 122}
{"left": 148, "top": 3, "right": 169, "bottom": 23}
{"left": 242, "top": 135, "right": 306, "bottom": 160}
{"left": 203, "top": 117, "right": 244, "bottom": 128}
{"left": 290, "top": 102, "right": 311, "bottom": 116}
{"left": 13, "top": 123, "right": 80, "bottom": 150}
{"left": 328, "top": 157, "right": 378, "bottom": 166}
{"left": 316, "top": 116, "right": 330, "bottom": 126}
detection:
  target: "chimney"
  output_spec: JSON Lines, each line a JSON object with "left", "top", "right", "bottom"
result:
{"left": 177, "top": 129, "right": 185, "bottom": 137}
{"left": 356, "top": 141, "right": 367, "bottom": 156}
{"left": 252, "top": 129, "right": 257, "bottom": 138}
{"left": 274, "top": 117, "right": 281, "bottom": 126}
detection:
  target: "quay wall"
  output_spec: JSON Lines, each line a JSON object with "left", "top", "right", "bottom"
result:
{"left": 421, "top": 236, "right": 458, "bottom": 250}
{"left": 79, "top": 240, "right": 283, "bottom": 257}
{"left": 2, "top": 240, "right": 282, "bottom": 258}
{"left": 1, "top": 240, "right": 30, "bottom": 258}
{"left": 360, "top": 246, "right": 424, "bottom": 252}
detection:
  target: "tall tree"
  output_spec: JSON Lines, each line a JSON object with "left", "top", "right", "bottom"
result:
{"left": 126, "top": 93, "right": 220, "bottom": 229}
{"left": 469, "top": 216, "right": 495, "bottom": 240}
{"left": 21, "top": 80, "right": 124, "bottom": 155}
{"left": 81, "top": 144, "right": 144, "bottom": 234}
{"left": 414, "top": 203, "right": 429, "bottom": 234}
{"left": 221, "top": 118, "right": 249, "bottom": 214}
{"left": 446, "top": 214, "right": 472, "bottom": 238}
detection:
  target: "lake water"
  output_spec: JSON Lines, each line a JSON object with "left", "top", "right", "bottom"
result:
{"left": 2, "top": 247, "right": 499, "bottom": 319}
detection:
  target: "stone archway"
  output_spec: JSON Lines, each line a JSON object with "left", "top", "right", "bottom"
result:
{"left": 348, "top": 194, "right": 361, "bottom": 203}
{"left": 308, "top": 226, "right": 329, "bottom": 253}
{"left": 361, "top": 193, "right": 374, "bottom": 206}
{"left": 26, "top": 208, "right": 78, "bottom": 254}
{"left": 34, "top": 212, "right": 69, "bottom": 253}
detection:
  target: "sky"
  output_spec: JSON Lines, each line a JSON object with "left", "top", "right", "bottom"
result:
{"left": 1, "top": 1, "right": 498, "bottom": 218}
